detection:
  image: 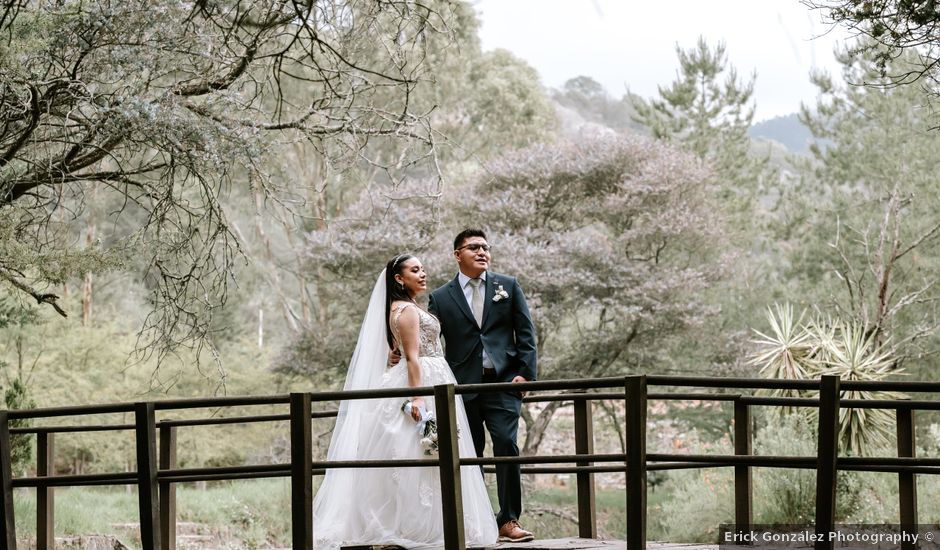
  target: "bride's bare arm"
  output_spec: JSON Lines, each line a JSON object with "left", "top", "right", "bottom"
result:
{"left": 393, "top": 304, "right": 425, "bottom": 419}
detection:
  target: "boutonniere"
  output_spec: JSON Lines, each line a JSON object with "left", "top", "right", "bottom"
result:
{"left": 492, "top": 284, "right": 509, "bottom": 302}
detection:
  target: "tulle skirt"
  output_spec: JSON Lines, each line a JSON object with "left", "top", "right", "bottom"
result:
{"left": 312, "top": 356, "right": 498, "bottom": 549}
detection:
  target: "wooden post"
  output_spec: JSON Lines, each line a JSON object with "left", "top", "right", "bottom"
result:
{"left": 135, "top": 402, "right": 161, "bottom": 550}
{"left": 37, "top": 433, "right": 55, "bottom": 550}
{"left": 159, "top": 425, "right": 177, "bottom": 550}
{"left": 814, "top": 375, "right": 840, "bottom": 550}
{"left": 733, "top": 399, "right": 752, "bottom": 534}
{"left": 625, "top": 376, "right": 647, "bottom": 550}
{"left": 897, "top": 407, "right": 917, "bottom": 550}
{"left": 434, "top": 384, "right": 465, "bottom": 550}
{"left": 574, "top": 398, "right": 596, "bottom": 539}
{"left": 0, "top": 411, "right": 17, "bottom": 550}
{"left": 290, "top": 393, "right": 313, "bottom": 550}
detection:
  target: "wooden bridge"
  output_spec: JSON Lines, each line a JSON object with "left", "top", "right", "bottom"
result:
{"left": 1, "top": 374, "right": 939, "bottom": 550}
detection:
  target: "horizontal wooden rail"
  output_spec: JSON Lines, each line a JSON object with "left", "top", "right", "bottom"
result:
{"left": 648, "top": 453, "right": 818, "bottom": 467}
{"left": 7, "top": 374, "right": 940, "bottom": 550}
{"left": 646, "top": 375, "right": 823, "bottom": 389}
{"left": 12, "top": 472, "right": 138, "bottom": 488}
{"left": 6, "top": 402, "right": 136, "bottom": 420}
{"left": 10, "top": 410, "right": 340, "bottom": 434}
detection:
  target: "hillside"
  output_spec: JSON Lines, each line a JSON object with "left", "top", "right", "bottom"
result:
{"left": 749, "top": 113, "right": 815, "bottom": 155}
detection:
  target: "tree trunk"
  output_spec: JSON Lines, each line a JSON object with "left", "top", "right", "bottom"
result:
{"left": 522, "top": 400, "right": 565, "bottom": 456}
{"left": 81, "top": 184, "right": 98, "bottom": 325}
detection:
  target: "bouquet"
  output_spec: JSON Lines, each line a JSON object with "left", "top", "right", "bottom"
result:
{"left": 401, "top": 400, "right": 439, "bottom": 455}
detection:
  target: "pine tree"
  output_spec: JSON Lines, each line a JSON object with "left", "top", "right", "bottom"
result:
{"left": 630, "top": 37, "right": 775, "bottom": 375}
{"left": 631, "top": 36, "right": 763, "bottom": 193}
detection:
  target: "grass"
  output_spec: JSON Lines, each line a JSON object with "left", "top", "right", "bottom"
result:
{"left": 12, "top": 478, "right": 647, "bottom": 547}
{"left": 519, "top": 483, "right": 671, "bottom": 540}
{"left": 14, "top": 480, "right": 294, "bottom": 549}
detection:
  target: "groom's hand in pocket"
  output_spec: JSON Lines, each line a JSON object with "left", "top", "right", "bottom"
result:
{"left": 511, "top": 375, "right": 528, "bottom": 398}
{"left": 387, "top": 347, "right": 401, "bottom": 368}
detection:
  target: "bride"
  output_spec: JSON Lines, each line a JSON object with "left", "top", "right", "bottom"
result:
{"left": 312, "top": 254, "right": 498, "bottom": 548}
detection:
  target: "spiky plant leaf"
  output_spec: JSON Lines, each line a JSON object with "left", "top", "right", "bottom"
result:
{"left": 814, "top": 322, "right": 904, "bottom": 456}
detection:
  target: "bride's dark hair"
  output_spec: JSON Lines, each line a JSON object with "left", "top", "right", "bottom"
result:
{"left": 385, "top": 253, "right": 415, "bottom": 349}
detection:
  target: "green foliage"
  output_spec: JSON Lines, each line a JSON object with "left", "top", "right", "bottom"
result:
{"left": 749, "top": 304, "right": 903, "bottom": 455}
{"left": 783, "top": 40, "right": 940, "bottom": 372}
{"left": 456, "top": 48, "right": 559, "bottom": 159}
{"left": 3, "top": 377, "right": 35, "bottom": 475}
{"left": 655, "top": 464, "right": 734, "bottom": 542}
{"left": 0, "top": 0, "right": 458, "bottom": 361}
{"left": 630, "top": 37, "right": 765, "bottom": 193}
{"left": 14, "top": 481, "right": 292, "bottom": 547}
{"left": 0, "top": 315, "right": 289, "bottom": 475}
{"left": 810, "top": 0, "right": 940, "bottom": 106}
{"left": 0, "top": 292, "right": 39, "bottom": 474}
{"left": 753, "top": 413, "right": 896, "bottom": 524}
{"left": 653, "top": 413, "right": 904, "bottom": 542}
{"left": 629, "top": 37, "right": 776, "bottom": 377}
{"left": 752, "top": 413, "right": 817, "bottom": 523}
{"left": 749, "top": 304, "right": 817, "bottom": 398}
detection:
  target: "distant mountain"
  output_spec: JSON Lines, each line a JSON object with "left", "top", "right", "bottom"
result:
{"left": 749, "top": 113, "right": 815, "bottom": 155}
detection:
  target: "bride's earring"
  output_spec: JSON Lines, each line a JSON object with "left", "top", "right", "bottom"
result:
{"left": 398, "top": 281, "right": 404, "bottom": 291}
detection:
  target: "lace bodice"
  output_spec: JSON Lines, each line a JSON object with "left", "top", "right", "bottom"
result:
{"left": 391, "top": 302, "right": 444, "bottom": 359}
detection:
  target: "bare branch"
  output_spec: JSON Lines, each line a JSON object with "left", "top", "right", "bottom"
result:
{"left": 0, "top": 266, "right": 67, "bottom": 317}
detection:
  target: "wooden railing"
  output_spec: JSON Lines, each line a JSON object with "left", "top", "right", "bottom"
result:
{"left": 2, "top": 374, "right": 940, "bottom": 550}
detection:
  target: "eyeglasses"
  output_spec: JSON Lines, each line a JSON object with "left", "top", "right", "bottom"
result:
{"left": 456, "top": 243, "right": 491, "bottom": 253}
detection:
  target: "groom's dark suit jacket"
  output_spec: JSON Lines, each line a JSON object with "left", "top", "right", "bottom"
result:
{"left": 428, "top": 271, "right": 537, "bottom": 388}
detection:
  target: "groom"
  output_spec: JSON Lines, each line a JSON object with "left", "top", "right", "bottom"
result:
{"left": 429, "top": 228, "right": 538, "bottom": 543}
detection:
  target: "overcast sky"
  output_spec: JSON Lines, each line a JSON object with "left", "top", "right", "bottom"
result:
{"left": 473, "top": 0, "right": 854, "bottom": 122}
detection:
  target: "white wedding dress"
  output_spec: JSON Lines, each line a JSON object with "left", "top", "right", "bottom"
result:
{"left": 312, "top": 272, "right": 498, "bottom": 549}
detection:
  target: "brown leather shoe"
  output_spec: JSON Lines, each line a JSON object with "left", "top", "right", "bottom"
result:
{"left": 498, "top": 519, "right": 534, "bottom": 542}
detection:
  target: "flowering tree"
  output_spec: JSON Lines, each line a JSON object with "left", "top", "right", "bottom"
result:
{"left": 276, "top": 178, "right": 445, "bottom": 380}
{"left": 0, "top": 0, "right": 452, "bottom": 360}
{"left": 455, "top": 133, "right": 729, "bottom": 453}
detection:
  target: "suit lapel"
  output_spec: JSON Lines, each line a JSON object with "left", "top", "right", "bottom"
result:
{"left": 446, "top": 276, "right": 477, "bottom": 326}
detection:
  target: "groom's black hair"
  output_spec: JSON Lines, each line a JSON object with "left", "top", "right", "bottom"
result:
{"left": 454, "top": 228, "right": 487, "bottom": 250}
{"left": 385, "top": 253, "right": 416, "bottom": 349}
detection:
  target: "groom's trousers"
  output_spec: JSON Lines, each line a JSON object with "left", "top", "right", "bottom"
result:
{"left": 463, "top": 378, "right": 523, "bottom": 527}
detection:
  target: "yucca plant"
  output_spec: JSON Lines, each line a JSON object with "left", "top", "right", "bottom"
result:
{"left": 749, "top": 305, "right": 904, "bottom": 456}
{"left": 748, "top": 304, "right": 819, "bottom": 410}
{"left": 814, "top": 322, "right": 903, "bottom": 456}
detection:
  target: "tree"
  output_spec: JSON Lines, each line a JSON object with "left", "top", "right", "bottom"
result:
{"left": 552, "top": 76, "right": 640, "bottom": 132}
{"left": 806, "top": 0, "right": 940, "bottom": 109}
{"left": 269, "top": 4, "right": 558, "bottom": 374}
{"left": 630, "top": 37, "right": 774, "bottom": 375}
{"left": 454, "top": 133, "right": 728, "bottom": 455}
{"left": 278, "top": 133, "right": 729, "bottom": 455}
{"left": 0, "top": 0, "right": 455, "bottom": 361}
{"left": 224, "top": 3, "right": 557, "bottom": 356}
{"left": 275, "top": 178, "right": 444, "bottom": 384}
{"left": 786, "top": 41, "right": 940, "bottom": 366}
{"left": 630, "top": 36, "right": 763, "bottom": 191}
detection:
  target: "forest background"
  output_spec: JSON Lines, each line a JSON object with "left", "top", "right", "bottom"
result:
{"left": 3, "top": 0, "right": 940, "bottom": 545}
